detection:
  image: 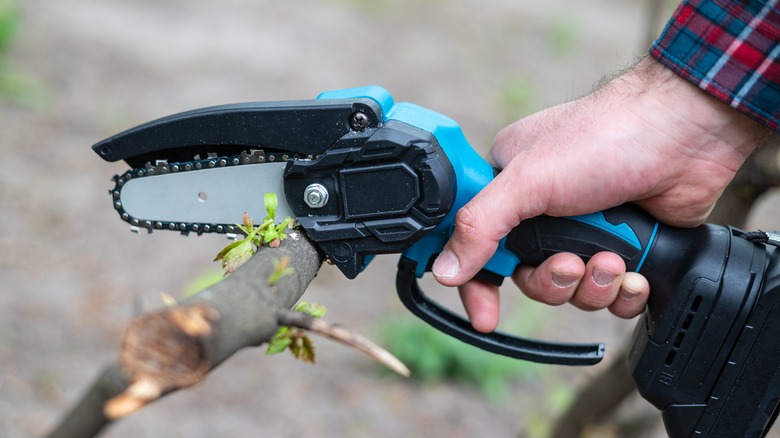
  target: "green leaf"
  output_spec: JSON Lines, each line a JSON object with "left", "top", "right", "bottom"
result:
{"left": 262, "top": 225, "right": 279, "bottom": 245}
{"left": 213, "top": 239, "right": 244, "bottom": 263}
{"left": 275, "top": 217, "right": 292, "bottom": 241}
{"left": 258, "top": 194, "right": 294, "bottom": 245}
{"left": 213, "top": 237, "right": 256, "bottom": 276}
{"left": 265, "top": 301, "right": 327, "bottom": 360}
{"left": 266, "top": 326, "right": 293, "bottom": 355}
{"left": 264, "top": 192, "right": 278, "bottom": 222}
{"left": 213, "top": 194, "right": 296, "bottom": 278}
{"left": 293, "top": 300, "right": 328, "bottom": 318}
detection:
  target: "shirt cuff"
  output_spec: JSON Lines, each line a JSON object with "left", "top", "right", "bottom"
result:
{"left": 650, "top": 0, "right": 780, "bottom": 132}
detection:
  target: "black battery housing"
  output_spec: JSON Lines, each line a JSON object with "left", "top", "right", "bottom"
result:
{"left": 630, "top": 227, "right": 780, "bottom": 437}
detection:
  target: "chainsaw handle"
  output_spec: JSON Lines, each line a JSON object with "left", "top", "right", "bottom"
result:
{"left": 396, "top": 257, "right": 606, "bottom": 365}
{"left": 397, "top": 203, "right": 662, "bottom": 365}
{"left": 506, "top": 203, "right": 661, "bottom": 273}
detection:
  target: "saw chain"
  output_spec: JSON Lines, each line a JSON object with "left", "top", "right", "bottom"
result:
{"left": 109, "top": 149, "right": 297, "bottom": 236}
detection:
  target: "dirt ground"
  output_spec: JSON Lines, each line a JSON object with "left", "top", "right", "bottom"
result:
{"left": 1, "top": 1, "right": 779, "bottom": 437}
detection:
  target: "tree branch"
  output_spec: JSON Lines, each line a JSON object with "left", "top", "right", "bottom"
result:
{"left": 46, "top": 230, "right": 323, "bottom": 438}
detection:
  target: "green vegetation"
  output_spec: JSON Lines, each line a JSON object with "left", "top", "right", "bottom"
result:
{"left": 267, "top": 301, "right": 328, "bottom": 363}
{"left": 546, "top": 15, "right": 579, "bottom": 58}
{"left": 213, "top": 193, "right": 293, "bottom": 276}
{"left": 500, "top": 76, "right": 535, "bottom": 121}
{"left": 0, "top": 0, "right": 17, "bottom": 59}
{"left": 378, "top": 314, "right": 542, "bottom": 401}
{"left": 0, "top": 1, "right": 45, "bottom": 105}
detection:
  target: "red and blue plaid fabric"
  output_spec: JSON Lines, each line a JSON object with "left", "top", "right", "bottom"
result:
{"left": 651, "top": 0, "right": 779, "bottom": 132}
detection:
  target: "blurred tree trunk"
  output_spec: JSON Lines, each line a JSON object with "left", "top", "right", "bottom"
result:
{"left": 550, "top": 138, "right": 780, "bottom": 438}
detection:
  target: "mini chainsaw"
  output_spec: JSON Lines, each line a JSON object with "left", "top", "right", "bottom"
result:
{"left": 94, "top": 86, "right": 780, "bottom": 437}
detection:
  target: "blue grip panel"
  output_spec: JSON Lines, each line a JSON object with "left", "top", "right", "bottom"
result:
{"left": 319, "top": 86, "right": 519, "bottom": 278}
{"left": 569, "top": 212, "right": 642, "bottom": 251}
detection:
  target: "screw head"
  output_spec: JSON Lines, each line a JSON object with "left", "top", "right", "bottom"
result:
{"left": 304, "top": 184, "right": 329, "bottom": 209}
{"left": 350, "top": 112, "right": 369, "bottom": 131}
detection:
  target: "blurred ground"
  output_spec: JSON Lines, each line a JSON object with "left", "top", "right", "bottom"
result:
{"left": 1, "top": 1, "right": 779, "bottom": 437}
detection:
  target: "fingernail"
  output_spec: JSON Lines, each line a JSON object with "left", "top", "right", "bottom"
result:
{"left": 432, "top": 250, "right": 460, "bottom": 279}
{"left": 552, "top": 272, "right": 579, "bottom": 288}
{"left": 618, "top": 286, "right": 640, "bottom": 300}
{"left": 619, "top": 275, "right": 644, "bottom": 300}
{"left": 592, "top": 268, "right": 617, "bottom": 286}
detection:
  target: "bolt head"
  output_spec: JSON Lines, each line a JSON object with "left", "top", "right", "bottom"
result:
{"left": 304, "top": 184, "right": 329, "bottom": 208}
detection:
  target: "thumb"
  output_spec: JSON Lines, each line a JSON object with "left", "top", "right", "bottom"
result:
{"left": 432, "top": 169, "right": 537, "bottom": 286}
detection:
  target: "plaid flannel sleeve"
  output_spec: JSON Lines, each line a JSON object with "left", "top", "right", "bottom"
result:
{"left": 651, "top": 0, "right": 780, "bottom": 132}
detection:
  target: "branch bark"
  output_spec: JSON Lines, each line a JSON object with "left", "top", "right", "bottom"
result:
{"left": 46, "top": 230, "right": 323, "bottom": 438}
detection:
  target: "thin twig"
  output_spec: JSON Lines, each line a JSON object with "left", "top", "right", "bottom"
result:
{"left": 277, "top": 309, "right": 411, "bottom": 378}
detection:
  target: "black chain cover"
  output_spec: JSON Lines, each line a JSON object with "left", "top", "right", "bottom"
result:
{"left": 284, "top": 120, "right": 456, "bottom": 279}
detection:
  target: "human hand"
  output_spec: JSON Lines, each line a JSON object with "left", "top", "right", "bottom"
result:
{"left": 433, "top": 57, "right": 770, "bottom": 333}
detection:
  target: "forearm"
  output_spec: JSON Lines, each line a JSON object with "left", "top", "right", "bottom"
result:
{"left": 617, "top": 57, "right": 770, "bottom": 162}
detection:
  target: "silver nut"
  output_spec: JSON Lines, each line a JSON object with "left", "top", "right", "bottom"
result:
{"left": 304, "top": 183, "right": 329, "bottom": 209}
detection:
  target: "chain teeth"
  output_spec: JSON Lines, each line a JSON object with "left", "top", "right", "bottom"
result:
{"left": 110, "top": 149, "right": 291, "bottom": 236}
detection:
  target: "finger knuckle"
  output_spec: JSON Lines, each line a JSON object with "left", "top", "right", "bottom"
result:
{"left": 453, "top": 204, "right": 485, "bottom": 242}
{"left": 574, "top": 290, "right": 613, "bottom": 311}
{"left": 520, "top": 286, "right": 570, "bottom": 306}
{"left": 516, "top": 277, "right": 573, "bottom": 306}
{"left": 544, "top": 291, "right": 573, "bottom": 306}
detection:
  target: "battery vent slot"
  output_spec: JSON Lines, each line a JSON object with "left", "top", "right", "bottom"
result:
{"left": 665, "top": 295, "right": 703, "bottom": 366}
